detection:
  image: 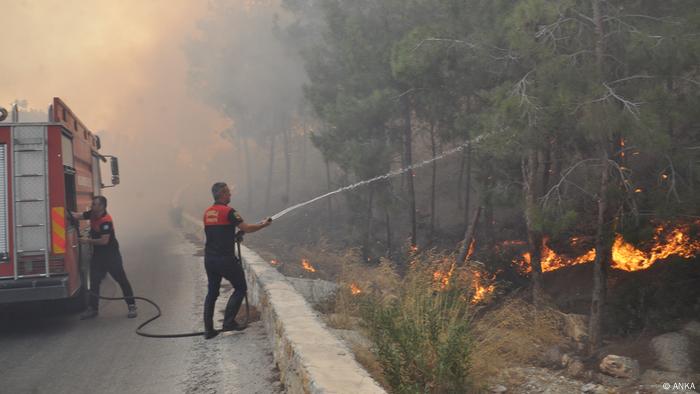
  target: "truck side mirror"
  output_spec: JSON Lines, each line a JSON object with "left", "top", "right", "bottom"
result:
{"left": 110, "top": 157, "right": 120, "bottom": 185}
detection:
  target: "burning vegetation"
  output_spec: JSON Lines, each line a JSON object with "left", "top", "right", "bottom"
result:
{"left": 512, "top": 222, "right": 700, "bottom": 274}
{"left": 350, "top": 283, "right": 362, "bottom": 295}
{"left": 431, "top": 259, "right": 496, "bottom": 304}
{"left": 301, "top": 258, "right": 317, "bottom": 273}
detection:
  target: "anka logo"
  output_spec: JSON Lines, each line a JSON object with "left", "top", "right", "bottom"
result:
{"left": 663, "top": 382, "right": 695, "bottom": 391}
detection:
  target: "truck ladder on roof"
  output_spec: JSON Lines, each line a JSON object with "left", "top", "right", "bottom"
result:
{"left": 12, "top": 125, "right": 50, "bottom": 279}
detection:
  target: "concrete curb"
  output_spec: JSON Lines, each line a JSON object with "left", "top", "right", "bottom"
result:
{"left": 181, "top": 213, "right": 385, "bottom": 394}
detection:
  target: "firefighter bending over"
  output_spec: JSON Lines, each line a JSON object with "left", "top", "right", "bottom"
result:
{"left": 203, "top": 182, "right": 271, "bottom": 339}
{"left": 70, "top": 196, "right": 137, "bottom": 320}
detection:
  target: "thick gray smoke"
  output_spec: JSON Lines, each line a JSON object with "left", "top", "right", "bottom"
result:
{"left": 0, "top": 1, "right": 314, "bottom": 241}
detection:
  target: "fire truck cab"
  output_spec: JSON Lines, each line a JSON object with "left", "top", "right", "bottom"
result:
{"left": 0, "top": 98, "right": 119, "bottom": 305}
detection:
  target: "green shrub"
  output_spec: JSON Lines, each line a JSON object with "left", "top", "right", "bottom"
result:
{"left": 359, "top": 264, "right": 472, "bottom": 393}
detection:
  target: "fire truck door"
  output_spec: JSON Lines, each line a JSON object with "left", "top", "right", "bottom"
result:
{"left": 63, "top": 168, "right": 81, "bottom": 269}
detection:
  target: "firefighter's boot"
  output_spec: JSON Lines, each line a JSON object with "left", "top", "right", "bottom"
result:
{"left": 203, "top": 300, "right": 218, "bottom": 339}
{"left": 222, "top": 290, "right": 246, "bottom": 331}
{"left": 127, "top": 304, "right": 137, "bottom": 318}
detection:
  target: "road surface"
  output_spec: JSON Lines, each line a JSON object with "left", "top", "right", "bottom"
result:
{"left": 0, "top": 230, "right": 283, "bottom": 394}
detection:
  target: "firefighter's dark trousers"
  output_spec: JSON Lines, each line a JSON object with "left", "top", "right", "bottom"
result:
{"left": 203, "top": 254, "right": 247, "bottom": 332}
{"left": 89, "top": 251, "right": 135, "bottom": 310}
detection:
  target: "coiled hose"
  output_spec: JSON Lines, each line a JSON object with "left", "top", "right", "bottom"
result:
{"left": 85, "top": 239, "right": 248, "bottom": 338}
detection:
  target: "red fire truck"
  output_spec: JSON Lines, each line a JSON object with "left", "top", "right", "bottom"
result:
{"left": 0, "top": 98, "right": 119, "bottom": 305}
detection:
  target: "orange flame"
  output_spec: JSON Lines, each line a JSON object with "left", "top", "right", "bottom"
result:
{"left": 431, "top": 261, "right": 496, "bottom": 304}
{"left": 515, "top": 240, "right": 596, "bottom": 273}
{"left": 471, "top": 271, "right": 496, "bottom": 304}
{"left": 619, "top": 138, "right": 626, "bottom": 158}
{"left": 466, "top": 239, "right": 476, "bottom": 260}
{"left": 270, "top": 259, "right": 279, "bottom": 266}
{"left": 612, "top": 224, "right": 700, "bottom": 271}
{"left": 433, "top": 260, "right": 456, "bottom": 289}
{"left": 350, "top": 283, "right": 362, "bottom": 295}
{"left": 301, "top": 258, "right": 316, "bottom": 273}
{"left": 513, "top": 222, "right": 700, "bottom": 273}
{"left": 410, "top": 244, "right": 419, "bottom": 253}
{"left": 433, "top": 270, "right": 451, "bottom": 289}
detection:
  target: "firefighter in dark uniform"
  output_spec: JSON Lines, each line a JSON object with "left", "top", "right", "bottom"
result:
{"left": 70, "top": 196, "right": 137, "bottom": 320}
{"left": 203, "top": 182, "right": 271, "bottom": 339}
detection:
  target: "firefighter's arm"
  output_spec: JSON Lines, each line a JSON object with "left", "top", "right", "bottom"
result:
{"left": 69, "top": 211, "right": 86, "bottom": 220}
{"left": 80, "top": 234, "right": 110, "bottom": 245}
{"left": 238, "top": 218, "right": 272, "bottom": 233}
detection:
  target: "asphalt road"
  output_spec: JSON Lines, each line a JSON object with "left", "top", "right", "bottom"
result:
{"left": 0, "top": 230, "right": 282, "bottom": 394}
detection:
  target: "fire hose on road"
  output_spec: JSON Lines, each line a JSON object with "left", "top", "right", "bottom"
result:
{"left": 84, "top": 235, "right": 249, "bottom": 339}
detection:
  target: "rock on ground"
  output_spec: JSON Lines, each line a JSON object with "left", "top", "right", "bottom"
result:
{"left": 682, "top": 321, "right": 700, "bottom": 337}
{"left": 562, "top": 313, "right": 588, "bottom": 343}
{"left": 599, "top": 355, "right": 640, "bottom": 380}
{"left": 497, "top": 366, "right": 602, "bottom": 394}
{"left": 650, "top": 332, "right": 692, "bottom": 373}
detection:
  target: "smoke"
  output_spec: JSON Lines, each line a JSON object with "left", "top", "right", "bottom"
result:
{"left": 0, "top": 1, "right": 256, "bottom": 239}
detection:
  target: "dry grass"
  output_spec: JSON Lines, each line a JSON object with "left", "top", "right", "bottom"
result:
{"left": 350, "top": 342, "right": 390, "bottom": 389}
{"left": 248, "top": 236, "right": 354, "bottom": 281}
{"left": 469, "top": 298, "right": 566, "bottom": 384}
{"left": 324, "top": 253, "right": 400, "bottom": 329}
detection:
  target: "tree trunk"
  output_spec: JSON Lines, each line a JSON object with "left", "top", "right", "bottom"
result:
{"left": 325, "top": 158, "right": 332, "bottom": 221}
{"left": 549, "top": 147, "right": 560, "bottom": 188}
{"left": 400, "top": 135, "right": 407, "bottom": 192}
{"left": 283, "top": 129, "right": 291, "bottom": 205}
{"left": 458, "top": 206, "right": 482, "bottom": 264}
{"left": 527, "top": 232, "right": 545, "bottom": 305}
{"left": 362, "top": 185, "right": 375, "bottom": 262}
{"left": 522, "top": 149, "right": 549, "bottom": 306}
{"left": 592, "top": 0, "right": 605, "bottom": 72}
{"left": 483, "top": 162, "right": 495, "bottom": 245}
{"left": 265, "top": 135, "right": 275, "bottom": 214}
{"left": 457, "top": 147, "right": 466, "bottom": 211}
{"left": 588, "top": 153, "right": 612, "bottom": 354}
{"left": 301, "top": 123, "right": 308, "bottom": 178}
{"left": 463, "top": 142, "right": 472, "bottom": 235}
{"left": 242, "top": 138, "right": 253, "bottom": 213}
{"left": 403, "top": 98, "right": 417, "bottom": 247}
{"left": 429, "top": 121, "right": 437, "bottom": 239}
{"left": 588, "top": 0, "right": 613, "bottom": 354}
{"left": 385, "top": 207, "right": 392, "bottom": 257}
{"left": 690, "top": 157, "right": 695, "bottom": 195}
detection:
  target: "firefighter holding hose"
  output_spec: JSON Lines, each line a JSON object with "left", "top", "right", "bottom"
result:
{"left": 70, "top": 196, "right": 137, "bottom": 320}
{"left": 203, "top": 182, "right": 272, "bottom": 339}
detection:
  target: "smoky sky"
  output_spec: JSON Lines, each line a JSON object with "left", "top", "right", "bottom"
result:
{"left": 0, "top": 0, "right": 303, "bottom": 238}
